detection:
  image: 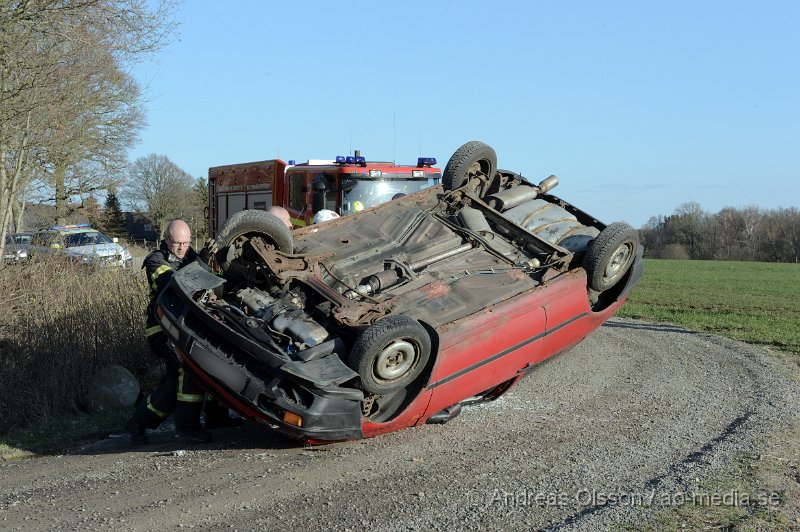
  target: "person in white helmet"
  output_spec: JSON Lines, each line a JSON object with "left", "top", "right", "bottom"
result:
{"left": 313, "top": 209, "right": 340, "bottom": 224}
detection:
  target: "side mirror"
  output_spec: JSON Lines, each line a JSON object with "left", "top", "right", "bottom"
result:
{"left": 312, "top": 179, "right": 327, "bottom": 213}
{"left": 312, "top": 190, "right": 326, "bottom": 213}
{"left": 341, "top": 178, "right": 358, "bottom": 193}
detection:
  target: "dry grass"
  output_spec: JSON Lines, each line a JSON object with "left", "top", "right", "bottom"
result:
{"left": 0, "top": 256, "right": 150, "bottom": 433}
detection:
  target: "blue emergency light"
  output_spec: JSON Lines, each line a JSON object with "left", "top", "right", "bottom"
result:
{"left": 336, "top": 155, "right": 347, "bottom": 163}
{"left": 288, "top": 160, "right": 296, "bottom": 165}
{"left": 49, "top": 223, "right": 90, "bottom": 230}
{"left": 417, "top": 157, "right": 437, "bottom": 167}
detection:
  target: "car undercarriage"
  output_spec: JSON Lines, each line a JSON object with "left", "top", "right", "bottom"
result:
{"left": 156, "top": 141, "right": 643, "bottom": 441}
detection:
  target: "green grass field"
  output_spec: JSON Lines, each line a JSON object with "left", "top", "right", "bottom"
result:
{"left": 617, "top": 259, "right": 800, "bottom": 355}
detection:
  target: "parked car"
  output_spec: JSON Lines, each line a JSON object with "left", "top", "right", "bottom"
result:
{"left": 3, "top": 232, "right": 33, "bottom": 264}
{"left": 155, "top": 141, "right": 644, "bottom": 442}
{"left": 29, "top": 225, "right": 133, "bottom": 268}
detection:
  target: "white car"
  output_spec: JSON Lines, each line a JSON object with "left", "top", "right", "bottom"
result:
{"left": 29, "top": 225, "right": 133, "bottom": 267}
{"left": 3, "top": 232, "right": 32, "bottom": 264}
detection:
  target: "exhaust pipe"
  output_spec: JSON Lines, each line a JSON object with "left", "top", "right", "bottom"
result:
{"left": 486, "top": 175, "right": 559, "bottom": 211}
{"left": 537, "top": 175, "right": 558, "bottom": 194}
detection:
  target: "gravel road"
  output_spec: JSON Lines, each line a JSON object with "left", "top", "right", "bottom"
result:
{"left": 2, "top": 317, "right": 798, "bottom": 531}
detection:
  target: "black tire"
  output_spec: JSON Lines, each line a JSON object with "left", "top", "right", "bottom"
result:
{"left": 583, "top": 222, "right": 638, "bottom": 292}
{"left": 442, "top": 141, "right": 497, "bottom": 192}
{"left": 348, "top": 315, "right": 431, "bottom": 395}
{"left": 216, "top": 210, "right": 293, "bottom": 254}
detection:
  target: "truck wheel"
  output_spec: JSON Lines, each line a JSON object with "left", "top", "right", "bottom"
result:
{"left": 216, "top": 210, "right": 293, "bottom": 254}
{"left": 583, "top": 222, "right": 638, "bottom": 292}
{"left": 348, "top": 315, "right": 431, "bottom": 396}
{"left": 443, "top": 141, "right": 497, "bottom": 195}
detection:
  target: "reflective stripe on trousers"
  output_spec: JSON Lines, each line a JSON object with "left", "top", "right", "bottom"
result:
{"left": 177, "top": 368, "right": 204, "bottom": 403}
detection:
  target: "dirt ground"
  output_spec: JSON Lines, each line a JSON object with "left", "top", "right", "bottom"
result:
{"left": 2, "top": 318, "right": 799, "bottom": 531}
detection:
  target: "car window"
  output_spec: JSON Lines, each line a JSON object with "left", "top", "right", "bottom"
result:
{"left": 31, "top": 233, "right": 50, "bottom": 246}
{"left": 288, "top": 174, "right": 306, "bottom": 212}
{"left": 40, "top": 233, "right": 63, "bottom": 247}
{"left": 341, "top": 178, "right": 438, "bottom": 214}
{"left": 15, "top": 235, "right": 32, "bottom": 244}
{"left": 63, "top": 231, "right": 112, "bottom": 247}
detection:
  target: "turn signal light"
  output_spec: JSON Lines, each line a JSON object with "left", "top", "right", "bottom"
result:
{"left": 283, "top": 411, "right": 303, "bottom": 427}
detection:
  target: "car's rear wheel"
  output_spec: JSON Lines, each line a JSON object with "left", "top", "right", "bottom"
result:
{"left": 583, "top": 222, "right": 638, "bottom": 292}
{"left": 443, "top": 141, "right": 497, "bottom": 196}
{"left": 348, "top": 315, "right": 431, "bottom": 395}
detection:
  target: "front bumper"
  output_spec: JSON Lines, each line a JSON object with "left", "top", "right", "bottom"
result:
{"left": 157, "top": 263, "right": 364, "bottom": 441}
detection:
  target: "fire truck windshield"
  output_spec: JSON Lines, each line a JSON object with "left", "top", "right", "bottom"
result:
{"left": 341, "top": 177, "right": 439, "bottom": 214}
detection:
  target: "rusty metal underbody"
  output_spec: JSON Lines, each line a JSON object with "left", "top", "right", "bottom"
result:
{"left": 236, "top": 185, "right": 598, "bottom": 329}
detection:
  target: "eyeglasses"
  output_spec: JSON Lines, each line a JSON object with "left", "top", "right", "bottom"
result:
{"left": 167, "top": 237, "right": 190, "bottom": 248}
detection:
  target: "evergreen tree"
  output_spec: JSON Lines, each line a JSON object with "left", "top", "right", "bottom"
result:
{"left": 103, "top": 192, "right": 127, "bottom": 238}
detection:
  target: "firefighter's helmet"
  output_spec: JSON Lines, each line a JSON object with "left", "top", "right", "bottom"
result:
{"left": 313, "top": 209, "right": 340, "bottom": 224}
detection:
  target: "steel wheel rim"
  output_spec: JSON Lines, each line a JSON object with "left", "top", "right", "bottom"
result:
{"left": 374, "top": 340, "right": 416, "bottom": 381}
{"left": 604, "top": 242, "right": 633, "bottom": 282}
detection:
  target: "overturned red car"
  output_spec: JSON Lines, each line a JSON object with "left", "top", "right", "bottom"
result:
{"left": 155, "top": 141, "right": 643, "bottom": 442}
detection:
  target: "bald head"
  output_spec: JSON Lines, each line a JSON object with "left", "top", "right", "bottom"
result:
{"left": 165, "top": 219, "right": 191, "bottom": 259}
{"left": 267, "top": 206, "right": 293, "bottom": 229}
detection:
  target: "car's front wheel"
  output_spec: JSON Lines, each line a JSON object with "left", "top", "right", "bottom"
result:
{"left": 348, "top": 315, "right": 431, "bottom": 396}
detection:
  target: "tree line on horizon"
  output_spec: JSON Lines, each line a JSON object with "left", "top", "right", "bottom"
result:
{"left": 640, "top": 202, "right": 800, "bottom": 263}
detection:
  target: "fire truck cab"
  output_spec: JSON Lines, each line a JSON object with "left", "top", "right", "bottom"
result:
{"left": 208, "top": 153, "right": 441, "bottom": 237}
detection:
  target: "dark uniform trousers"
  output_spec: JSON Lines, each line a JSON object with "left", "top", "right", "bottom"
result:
{"left": 133, "top": 333, "right": 206, "bottom": 430}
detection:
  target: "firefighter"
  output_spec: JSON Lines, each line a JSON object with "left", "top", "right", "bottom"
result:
{"left": 312, "top": 209, "right": 340, "bottom": 224}
{"left": 125, "top": 219, "right": 238, "bottom": 444}
{"left": 266, "top": 206, "right": 293, "bottom": 229}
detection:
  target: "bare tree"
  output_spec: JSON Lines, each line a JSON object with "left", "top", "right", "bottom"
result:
{"left": 0, "top": 0, "right": 176, "bottom": 264}
{"left": 640, "top": 203, "right": 800, "bottom": 263}
{"left": 185, "top": 177, "right": 209, "bottom": 245}
{"left": 668, "top": 202, "right": 707, "bottom": 259}
{"left": 45, "top": 46, "right": 145, "bottom": 223}
{"left": 784, "top": 208, "right": 800, "bottom": 264}
{"left": 738, "top": 206, "right": 763, "bottom": 261}
{"left": 712, "top": 208, "right": 746, "bottom": 260}
{"left": 125, "top": 154, "right": 195, "bottom": 233}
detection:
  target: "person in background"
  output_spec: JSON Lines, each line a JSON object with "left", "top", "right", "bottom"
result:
{"left": 267, "top": 206, "right": 293, "bottom": 229}
{"left": 312, "top": 209, "right": 340, "bottom": 224}
{"left": 125, "top": 220, "right": 239, "bottom": 444}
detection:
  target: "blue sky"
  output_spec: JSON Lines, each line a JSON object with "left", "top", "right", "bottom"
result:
{"left": 129, "top": 1, "right": 799, "bottom": 228}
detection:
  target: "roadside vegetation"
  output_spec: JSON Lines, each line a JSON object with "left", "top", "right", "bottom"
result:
{"left": 0, "top": 256, "right": 149, "bottom": 439}
{"left": 618, "top": 259, "right": 800, "bottom": 355}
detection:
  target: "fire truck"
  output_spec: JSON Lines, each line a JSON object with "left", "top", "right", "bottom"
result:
{"left": 208, "top": 151, "right": 441, "bottom": 237}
